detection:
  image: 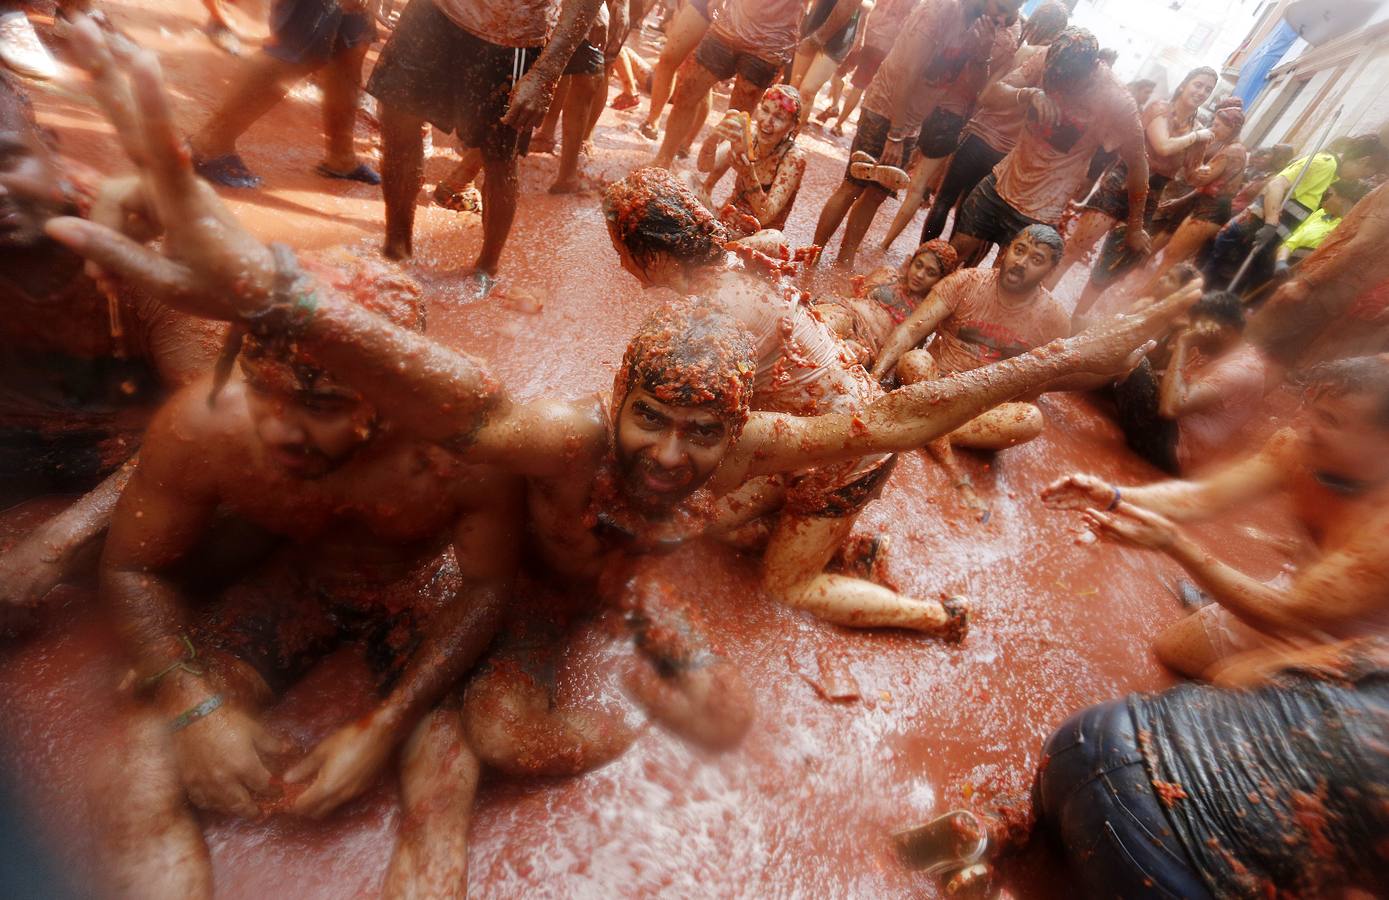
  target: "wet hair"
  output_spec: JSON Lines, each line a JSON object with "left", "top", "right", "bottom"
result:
{"left": 239, "top": 249, "right": 427, "bottom": 395}
{"left": 1023, "top": 1, "right": 1069, "bottom": 45}
{"left": 1300, "top": 356, "right": 1389, "bottom": 429}
{"left": 1172, "top": 66, "right": 1217, "bottom": 102}
{"left": 1168, "top": 262, "right": 1201, "bottom": 287}
{"left": 909, "top": 239, "right": 961, "bottom": 277}
{"left": 759, "top": 83, "right": 803, "bottom": 158}
{"left": 1190, "top": 291, "right": 1244, "bottom": 332}
{"left": 1043, "top": 28, "right": 1100, "bottom": 93}
{"left": 613, "top": 301, "right": 757, "bottom": 439}
{"left": 1013, "top": 224, "right": 1065, "bottom": 264}
{"left": 1327, "top": 177, "right": 1371, "bottom": 207}
{"left": 1213, "top": 97, "right": 1245, "bottom": 133}
{"left": 603, "top": 168, "right": 729, "bottom": 273}
{"left": 1340, "top": 133, "right": 1389, "bottom": 173}
{"left": 1097, "top": 48, "right": 1118, "bottom": 66}
{"left": 1259, "top": 143, "right": 1295, "bottom": 173}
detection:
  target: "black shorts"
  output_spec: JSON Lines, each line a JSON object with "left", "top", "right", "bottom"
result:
{"left": 1112, "top": 358, "right": 1180, "bottom": 474}
{"left": 803, "top": 0, "right": 858, "bottom": 62}
{"left": 915, "top": 107, "right": 966, "bottom": 159}
{"left": 922, "top": 132, "right": 1007, "bottom": 242}
{"left": 694, "top": 28, "right": 783, "bottom": 90}
{"left": 1089, "top": 173, "right": 1170, "bottom": 287}
{"left": 563, "top": 40, "right": 605, "bottom": 76}
{"left": 955, "top": 172, "right": 1043, "bottom": 248}
{"left": 846, "top": 109, "right": 891, "bottom": 188}
{"left": 265, "top": 0, "right": 376, "bottom": 67}
{"left": 193, "top": 549, "right": 460, "bottom": 696}
{"left": 367, "top": 0, "right": 541, "bottom": 159}
{"left": 787, "top": 455, "right": 898, "bottom": 518}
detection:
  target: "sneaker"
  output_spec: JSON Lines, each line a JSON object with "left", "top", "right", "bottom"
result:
{"left": 0, "top": 11, "right": 58, "bottom": 81}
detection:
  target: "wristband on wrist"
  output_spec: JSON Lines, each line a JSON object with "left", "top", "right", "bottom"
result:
{"left": 170, "top": 693, "right": 224, "bottom": 732}
{"left": 242, "top": 243, "right": 320, "bottom": 341}
{"left": 1107, "top": 486, "right": 1121, "bottom": 511}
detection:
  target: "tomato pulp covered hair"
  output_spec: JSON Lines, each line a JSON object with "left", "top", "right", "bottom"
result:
{"left": 613, "top": 301, "right": 757, "bottom": 439}
{"left": 1042, "top": 27, "right": 1099, "bottom": 94}
{"left": 603, "top": 168, "right": 730, "bottom": 272}
{"left": 240, "top": 248, "right": 427, "bottom": 396}
{"left": 1023, "top": 1, "right": 1069, "bottom": 45}
{"left": 909, "top": 239, "right": 961, "bottom": 277}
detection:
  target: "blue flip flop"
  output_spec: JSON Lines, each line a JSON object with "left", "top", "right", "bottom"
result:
{"left": 315, "top": 162, "right": 381, "bottom": 185}
{"left": 193, "top": 153, "right": 261, "bottom": 189}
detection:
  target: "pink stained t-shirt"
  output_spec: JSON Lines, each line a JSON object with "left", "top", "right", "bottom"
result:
{"left": 711, "top": 0, "right": 805, "bottom": 60}
{"left": 961, "top": 41, "right": 1046, "bottom": 152}
{"left": 992, "top": 55, "right": 1142, "bottom": 224}
{"left": 923, "top": 268, "right": 1070, "bottom": 374}
{"left": 434, "top": 0, "right": 560, "bottom": 48}
{"left": 1175, "top": 343, "right": 1268, "bottom": 470}
{"left": 861, "top": 0, "right": 1016, "bottom": 132}
{"left": 861, "top": 0, "right": 921, "bottom": 53}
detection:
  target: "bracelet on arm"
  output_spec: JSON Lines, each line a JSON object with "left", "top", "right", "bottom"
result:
{"left": 1107, "top": 486, "right": 1122, "bottom": 511}
{"left": 140, "top": 633, "right": 205, "bottom": 692}
{"left": 242, "top": 243, "right": 321, "bottom": 342}
{"left": 170, "top": 694, "right": 224, "bottom": 733}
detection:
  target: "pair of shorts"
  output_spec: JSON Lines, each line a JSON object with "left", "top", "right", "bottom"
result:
{"left": 1089, "top": 173, "right": 1170, "bottom": 287}
{"left": 694, "top": 28, "right": 784, "bottom": 89}
{"left": 846, "top": 109, "right": 891, "bottom": 188}
{"left": 1112, "top": 357, "right": 1180, "bottom": 474}
{"left": 802, "top": 0, "right": 859, "bottom": 62}
{"left": 367, "top": 0, "right": 541, "bottom": 159}
{"left": 922, "top": 132, "right": 1007, "bottom": 242}
{"left": 563, "top": 40, "right": 605, "bottom": 76}
{"left": 916, "top": 107, "right": 966, "bottom": 159}
{"left": 786, "top": 454, "right": 898, "bottom": 518}
{"left": 193, "top": 548, "right": 460, "bottom": 696}
{"left": 266, "top": 0, "right": 376, "bottom": 66}
{"left": 955, "top": 172, "right": 1044, "bottom": 248}
{"left": 849, "top": 44, "right": 887, "bottom": 90}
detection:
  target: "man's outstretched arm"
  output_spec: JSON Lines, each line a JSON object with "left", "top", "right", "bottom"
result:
{"left": 46, "top": 20, "right": 510, "bottom": 450}
{"left": 870, "top": 293, "right": 953, "bottom": 380}
{"left": 741, "top": 283, "right": 1201, "bottom": 475}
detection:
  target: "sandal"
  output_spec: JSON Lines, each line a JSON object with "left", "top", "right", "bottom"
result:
{"left": 638, "top": 121, "right": 659, "bottom": 141}
{"left": 193, "top": 152, "right": 261, "bottom": 189}
{"left": 314, "top": 161, "right": 381, "bottom": 185}
{"left": 611, "top": 92, "right": 640, "bottom": 111}
{"left": 848, "top": 151, "right": 910, "bottom": 192}
{"left": 433, "top": 182, "right": 482, "bottom": 214}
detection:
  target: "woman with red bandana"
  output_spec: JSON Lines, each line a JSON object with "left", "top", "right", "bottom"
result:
{"left": 696, "top": 84, "right": 809, "bottom": 237}
{"left": 817, "top": 240, "right": 961, "bottom": 367}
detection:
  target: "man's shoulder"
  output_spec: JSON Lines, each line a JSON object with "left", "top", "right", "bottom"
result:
{"left": 138, "top": 376, "right": 249, "bottom": 487}
{"left": 932, "top": 266, "right": 993, "bottom": 312}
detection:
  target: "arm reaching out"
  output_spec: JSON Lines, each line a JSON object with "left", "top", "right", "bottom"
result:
{"left": 46, "top": 20, "right": 509, "bottom": 449}
{"left": 870, "top": 293, "right": 953, "bottom": 380}
{"left": 741, "top": 282, "right": 1202, "bottom": 475}
{"left": 1041, "top": 427, "right": 1291, "bottom": 522}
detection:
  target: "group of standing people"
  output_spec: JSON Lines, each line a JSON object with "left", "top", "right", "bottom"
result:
{"left": 1, "top": 0, "right": 1388, "bottom": 897}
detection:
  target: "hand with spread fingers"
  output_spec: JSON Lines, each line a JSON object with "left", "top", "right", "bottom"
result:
{"left": 44, "top": 16, "right": 278, "bottom": 324}
{"left": 1081, "top": 503, "right": 1182, "bottom": 552}
{"left": 1040, "top": 473, "right": 1121, "bottom": 511}
{"left": 1071, "top": 279, "right": 1202, "bottom": 377}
